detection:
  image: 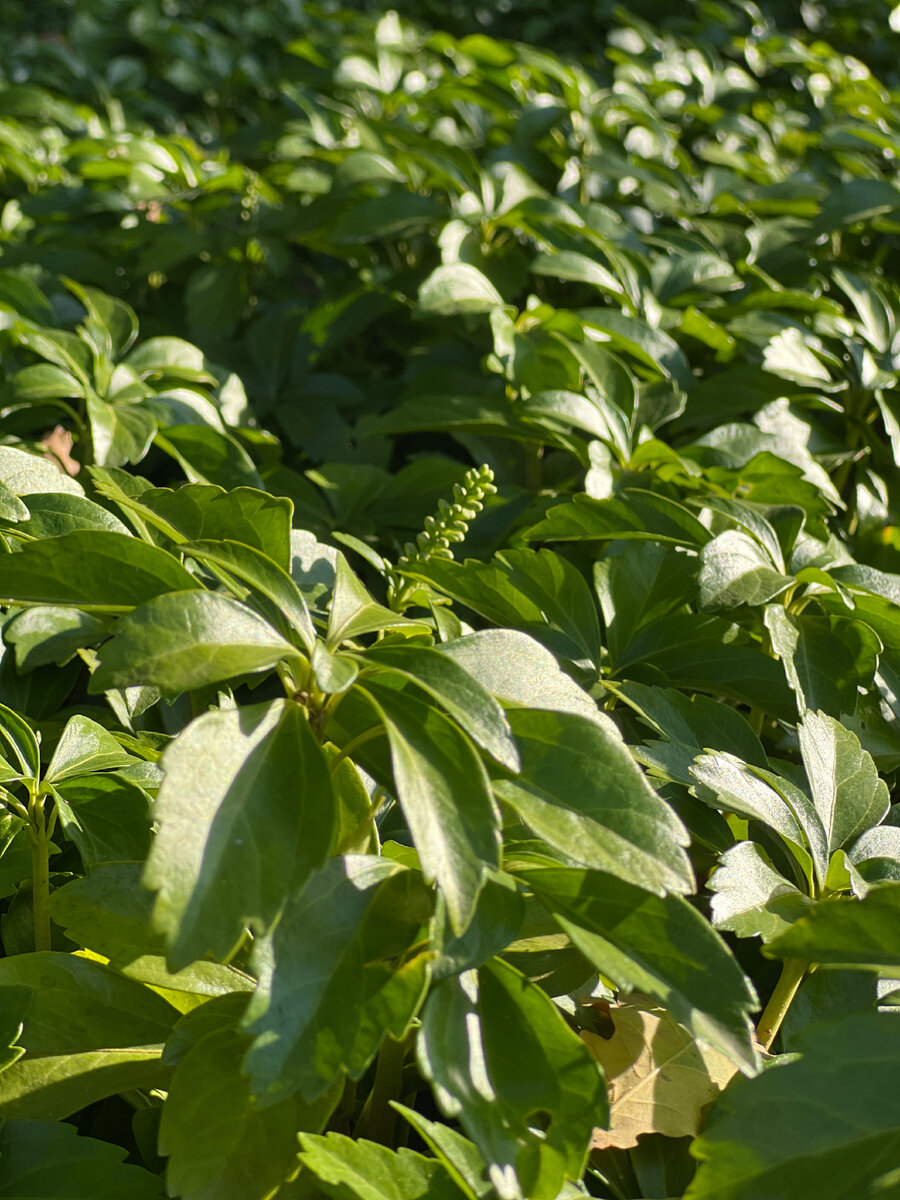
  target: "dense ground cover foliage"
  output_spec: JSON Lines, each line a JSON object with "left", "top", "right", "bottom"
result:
{"left": 1, "top": 1, "right": 900, "bottom": 1195}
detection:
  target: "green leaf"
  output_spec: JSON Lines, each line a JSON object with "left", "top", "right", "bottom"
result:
{"left": 0, "top": 952, "right": 176, "bottom": 1119}
{"left": 708, "top": 842, "right": 812, "bottom": 942}
{"left": 143, "top": 699, "right": 336, "bottom": 969}
{"left": 492, "top": 709, "right": 692, "bottom": 894}
{"left": 765, "top": 882, "right": 900, "bottom": 968}
{"left": 297, "top": 1132, "right": 463, "bottom": 1200}
{"left": 125, "top": 484, "right": 293, "bottom": 570}
{"left": 0, "top": 1120, "right": 163, "bottom": 1198}
{"left": 157, "top": 425, "right": 263, "bottom": 490}
{"left": 86, "top": 393, "right": 156, "bottom": 468}
{"left": 243, "top": 855, "right": 431, "bottom": 1103}
{"left": 525, "top": 489, "right": 711, "bottom": 548}
{"left": 418, "top": 957, "right": 605, "bottom": 1200}
{"left": 798, "top": 710, "right": 890, "bottom": 854}
{"left": 764, "top": 607, "right": 881, "bottom": 715}
{"left": 53, "top": 775, "right": 152, "bottom": 869}
{"left": 579, "top": 309, "right": 693, "bottom": 390}
{"left": 697, "top": 530, "right": 792, "bottom": 609}
{"left": 181, "top": 539, "right": 316, "bottom": 651}
{"left": 354, "top": 643, "right": 519, "bottom": 770}
{"left": 616, "top": 613, "right": 796, "bottom": 721}
{"left": 594, "top": 542, "right": 698, "bottom": 665}
{"left": 418, "top": 264, "right": 504, "bottom": 316}
{"left": 0, "top": 446, "right": 83, "bottom": 498}
{"left": 0, "top": 480, "right": 29, "bottom": 523}
{"left": 161, "top": 1024, "right": 338, "bottom": 1200}
{"left": 90, "top": 590, "right": 296, "bottom": 696}
{"left": 359, "top": 682, "right": 500, "bottom": 935}
{"left": 687, "top": 1012, "right": 900, "bottom": 1199}
{"left": 690, "top": 752, "right": 824, "bottom": 883}
{"left": 518, "top": 867, "right": 759, "bottom": 1072}
{"left": 44, "top": 714, "right": 137, "bottom": 783}
{"left": 0, "top": 702, "right": 40, "bottom": 779}
{"left": 392, "top": 1105, "right": 493, "bottom": 1200}
{"left": 16, "top": 492, "right": 130, "bottom": 538}
{"left": 812, "top": 178, "right": 900, "bottom": 232}
{"left": 327, "top": 555, "right": 427, "bottom": 648}
{"left": 0, "top": 531, "right": 200, "bottom": 610}
{"left": 438, "top": 630, "right": 604, "bottom": 724}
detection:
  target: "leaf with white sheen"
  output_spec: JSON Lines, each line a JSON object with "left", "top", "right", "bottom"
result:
{"left": 161, "top": 1025, "right": 338, "bottom": 1200}
{"left": 44, "top": 715, "right": 137, "bottom": 783}
{"left": 0, "top": 952, "right": 177, "bottom": 1119}
{"left": 355, "top": 643, "right": 519, "bottom": 770}
{"left": 709, "top": 842, "right": 812, "bottom": 942}
{"left": 492, "top": 709, "right": 692, "bottom": 894}
{"left": 698, "top": 530, "right": 792, "bottom": 609}
{"left": 298, "top": 1132, "right": 463, "bottom": 1200}
{"left": 798, "top": 710, "right": 890, "bottom": 855}
{"left": 438, "top": 630, "right": 603, "bottom": 725}
{"left": 687, "top": 1012, "right": 900, "bottom": 1200}
{"left": 91, "top": 590, "right": 296, "bottom": 697}
{"left": 0, "top": 1120, "right": 163, "bottom": 1199}
{"left": 144, "top": 699, "right": 335, "bottom": 969}
{"left": 691, "top": 752, "right": 826, "bottom": 885}
{"left": 518, "top": 867, "right": 759, "bottom": 1072}
{"left": 243, "top": 855, "right": 432, "bottom": 1104}
{"left": 418, "top": 264, "right": 504, "bottom": 316}
{"left": 418, "top": 959, "right": 605, "bottom": 1200}
{"left": 361, "top": 682, "right": 500, "bottom": 935}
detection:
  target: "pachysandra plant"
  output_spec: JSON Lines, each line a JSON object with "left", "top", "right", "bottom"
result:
{"left": 0, "top": 2, "right": 900, "bottom": 1198}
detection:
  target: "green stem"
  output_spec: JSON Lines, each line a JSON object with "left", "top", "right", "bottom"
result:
{"left": 756, "top": 958, "right": 808, "bottom": 1050}
{"left": 353, "top": 1029, "right": 412, "bottom": 1146}
{"left": 29, "top": 794, "right": 52, "bottom": 953}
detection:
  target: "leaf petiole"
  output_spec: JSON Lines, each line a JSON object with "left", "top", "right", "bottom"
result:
{"left": 756, "top": 958, "right": 809, "bottom": 1050}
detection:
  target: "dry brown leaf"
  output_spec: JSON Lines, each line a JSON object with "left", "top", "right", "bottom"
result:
{"left": 583, "top": 994, "right": 738, "bottom": 1150}
{"left": 40, "top": 425, "right": 80, "bottom": 476}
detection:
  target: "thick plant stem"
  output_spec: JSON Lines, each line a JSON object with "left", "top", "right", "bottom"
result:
{"left": 756, "top": 958, "right": 808, "bottom": 1050}
{"left": 354, "top": 1030, "right": 411, "bottom": 1146}
{"left": 29, "top": 804, "right": 52, "bottom": 953}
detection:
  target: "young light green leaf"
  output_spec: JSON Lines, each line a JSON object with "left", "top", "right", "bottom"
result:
{"left": 243, "top": 855, "right": 432, "bottom": 1104}
{"left": 90, "top": 590, "right": 296, "bottom": 697}
{"left": 418, "top": 264, "right": 504, "bottom": 316}
{"left": 297, "top": 1132, "right": 463, "bottom": 1200}
{"left": 327, "top": 554, "right": 427, "bottom": 648}
{"left": 144, "top": 699, "right": 336, "bottom": 969}
{"left": 438, "top": 630, "right": 608, "bottom": 725}
{"left": 182, "top": 538, "right": 316, "bottom": 651}
{"left": 44, "top": 714, "right": 137, "bottom": 783}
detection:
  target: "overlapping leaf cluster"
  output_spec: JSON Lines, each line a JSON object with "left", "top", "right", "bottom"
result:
{"left": 0, "top": 2, "right": 899, "bottom": 1198}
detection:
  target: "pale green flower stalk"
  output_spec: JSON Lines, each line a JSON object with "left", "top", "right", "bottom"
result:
{"left": 388, "top": 463, "right": 496, "bottom": 610}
